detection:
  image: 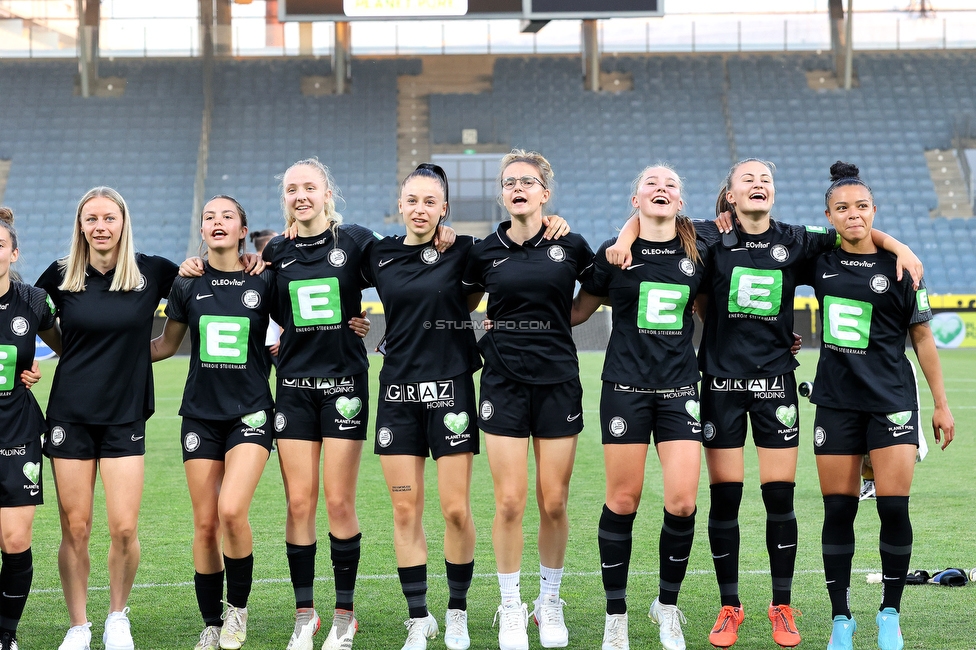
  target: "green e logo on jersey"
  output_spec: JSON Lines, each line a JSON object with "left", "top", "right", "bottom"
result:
{"left": 637, "top": 282, "right": 689, "bottom": 330}
{"left": 823, "top": 296, "right": 873, "bottom": 349}
{"left": 0, "top": 345, "right": 17, "bottom": 388}
{"left": 289, "top": 278, "right": 341, "bottom": 327}
{"left": 729, "top": 267, "right": 783, "bottom": 316}
{"left": 916, "top": 288, "right": 930, "bottom": 312}
{"left": 200, "top": 316, "right": 250, "bottom": 363}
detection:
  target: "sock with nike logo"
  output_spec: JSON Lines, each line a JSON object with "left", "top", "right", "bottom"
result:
{"left": 822, "top": 494, "right": 858, "bottom": 619}
{"left": 0, "top": 548, "right": 32, "bottom": 635}
{"left": 658, "top": 507, "right": 696, "bottom": 606}
{"left": 877, "top": 496, "right": 912, "bottom": 613}
{"left": 708, "top": 482, "right": 743, "bottom": 607}
{"left": 762, "top": 481, "right": 798, "bottom": 605}
{"left": 598, "top": 505, "right": 635, "bottom": 615}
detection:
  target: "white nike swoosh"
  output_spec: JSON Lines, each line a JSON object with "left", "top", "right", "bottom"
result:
{"left": 29, "top": 489, "right": 39, "bottom": 496}
{"left": 196, "top": 294, "right": 213, "bottom": 300}
{"left": 825, "top": 580, "right": 836, "bottom": 584}
{"left": 883, "top": 575, "right": 900, "bottom": 580}
{"left": 378, "top": 259, "right": 394, "bottom": 267}
{"left": 711, "top": 553, "right": 730, "bottom": 559}
{"left": 822, "top": 273, "right": 839, "bottom": 279}
{"left": 784, "top": 433, "right": 798, "bottom": 441}
{"left": 730, "top": 247, "right": 747, "bottom": 252}
{"left": 777, "top": 543, "right": 796, "bottom": 549}
{"left": 567, "top": 413, "right": 581, "bottom": 422}
{"left": 131, "top": 435, "right": 145, "bottom": 442}
{"left": 493, "top": 257, "right": 510, "bottom": 267}
{"left": 281, "top": 259, "right": 297, "bottom": 268}
{"left": 243, "top": 432, "right": 264, "bottom": 437}
{"left": 601, "top": 562, "right": 623, "bottom": 569}
{"left": 1, "top": 592, "right": 25, "bottom": 598}
{"left": 625, "top": 264, "right": 644, "bottom": 270}
{"left": 338, "top": 424, "right": 357, "bottom": 431}
{"left": 449, "top": 439, "right": 467, "bottom": 446}
{"left": 892, "top": 431, "right": 910, "bottom": 437}
{"left": 668, "top": 556, "right": 690, "bottom": 562}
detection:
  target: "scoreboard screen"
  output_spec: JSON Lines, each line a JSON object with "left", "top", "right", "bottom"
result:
{"left": 280, "top": 0, "right": 662, "bottom": 21}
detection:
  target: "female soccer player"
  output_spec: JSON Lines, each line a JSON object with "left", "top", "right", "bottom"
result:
{"left": 607, "top": 158, "right": 922, "bottom": 649}
{"left": 0, "top": 207, "right": 61, "bottom": 650}
{"left": 571, "top": 165, "right": 708, "bottom": 650}
{"left": 36, "top": 187, "right": 179, "bottom": 650}
{"left": 462, "top": 150, "right": 594, "bottom": 650}
{"left": 152, "top": 196, "right": 275, "bottom": 650}
{"left": 809, "top": 162, "right": 953, "bottom": 650}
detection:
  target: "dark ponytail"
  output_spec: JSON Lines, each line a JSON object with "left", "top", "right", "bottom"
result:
{"left": 716, "top": 157, "right": 776, "bottom": 220}
{"left": 825, "top": 160, "right": 873, "bottom": 207}
{"left": 401, "top": 163, "right": 451, "bottom": 244}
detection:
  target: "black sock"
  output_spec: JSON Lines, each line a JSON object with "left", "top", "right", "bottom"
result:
{"left": 659, "top": 508, "right": 696, "bottom": 606}
{"left": 877, "top": 496, "right": 912, "bottom": 613}
{"left": 445, "top": 560, "right": 474, "bottom": 611}
{"left": 822, "top": 495, "right": 858, "bottom": 619}
{"left": 194, "top": 570, "right": 225, "bottom": 627}
{"left": 224, "top": 554, "right": 254, "bottom": 609}
{"left": 598, "top": 504, "right": 636, "bottom": 615}
{"left": 0, "top": 549, "right": 32, "bottom": 634}
{"left": 762, "top": 481, "right": 798, "bottom": 605}
{"left": 708, "top": 482, "right": 743, "bottom": 607}
{"left": 398, "top": 564, "right": 429, "bottom": 619}
{"left": 331, "top": 532, "right": 361, "bottom": 611}
{"left": 286, "top": 541, "right": 316, "bottom": 609}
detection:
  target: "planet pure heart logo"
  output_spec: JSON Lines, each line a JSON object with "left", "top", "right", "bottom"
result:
{"left": 685, "top": 400, "right": 700, "bottom": 422}
{"left": 887, "top": 411, "right": 912, "bottom": 426}
{"left": 241, "top": 411, "right": 267, "bottom": 429}
{"left": 336, "top": 396, "right": 362, "bottom": 420}
{"left": 930, "top": 312, "right": 965, "bottom": 348}
{"left": 776, "top": 405, "right": 797, "bottom": 428}
{"left": 23, "top": 461, "right": 40, "bottom": 485}
{"left": 444, "top": 412, "right": 469, "bottom": 435}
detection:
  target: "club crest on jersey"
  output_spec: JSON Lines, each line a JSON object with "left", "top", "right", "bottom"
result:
{"left": 241, "top": 289, "right": 261, "bottom": 309}
{"left": 679, "top": 258, "right": 696, "bottom": 277}
{"left": 547, "top": 245, "right": 566, "bottom": 263}
{"left": 274, "top": 412, "right": 287, "bottom": 432}
{"left": 870, "top": 274, "right": 890, "bottom": 294}
{"left": 377, "top": 427, "right": 393, "bottom": 448}
{"left": 50, "top": 426, "right": 65, "bottom": 446}
{"left": 480, "top": 400, "right": 494, "bottom": 421}
{"left": 328, "top": 248, "right": 347, "bottom": 267}
{"left": 814, "top": 426, "right": 827, "bottom": 447}
{"left": 184, "top": 432, "right": 201, "bottom": 452}
{"left": 770, "top": 244, "right": 789, "bottom": 263}
{"left": 10, "top": 316, "right": 28, "bottom": 336}
{"left": 134, "top": 274, "right": 148, "bottom": 292}
{"left": 421, "top": 247, "right": 440, "bottom": 265}
{"left": 608, "top": 416, "right": 627, "bottom": 437}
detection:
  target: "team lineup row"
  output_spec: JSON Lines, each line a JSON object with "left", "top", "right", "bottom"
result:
{"left": 0, "top": 152, "right": 954, "bottom": 650}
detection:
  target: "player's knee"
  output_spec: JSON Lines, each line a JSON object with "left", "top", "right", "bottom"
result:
{"left": 665, "top": 497, "right": 697, "bottom": 518}
{"left": 391, "top": 498, "right": 421, "bottom": 530}
{"left": 441, "top": 500, "right": 471, "bottom": 532}
{"left": 286, "top": 494, "right": 316, "bottom": 524}
{"left": 324, "top": 495, "right": 355, "bottom": 526}
{"left": 61, "top": 514, "right": 93, "bottom": 545}
{"left": 194, "top": 518, "right": 220, "bottom": 549}
{"left": 606, "top": 491, "right": 640, "bottom": 516}
{"left": 218, "top": 504, "right": 250, "bottom": 539}
{"left": 495, "top": 492, "right": 526, "bottom": 524}
{"left": 538, "top": 495, "right": 568, "bottom": 523}
{"left": 109, "top": 523, "right": 139, "bottom": 549}
{"left": 2, "top": 531, "right": 31, "bottom": 554}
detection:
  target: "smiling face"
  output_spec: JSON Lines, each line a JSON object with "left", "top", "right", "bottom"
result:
{"left": 0, "top": 225, "right": 19, "bottom": 283}
{"left": 501, "top": 161, "right": 549, "bottom": 220}
{"left": 726, "top": 160, "right": 775, "bottom": 217}
{"left": 202, "top": 197, "right": 247, "bottom": 254}
{"left": 80, "top": 196, "right": 125, "bottom": 254}
{"left": 283, "top": 164, "right": 331, "bottom": 228}
{"left": 826, "top": 183, "right": 876, "bottom": 246}
{"left": 399, "top": 176, "right": 446, "bottom": 241}
{"left": 633, "top": 166, "right": 683, "bottom": 220}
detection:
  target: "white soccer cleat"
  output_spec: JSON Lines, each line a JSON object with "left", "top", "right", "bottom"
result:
{"left": 220, "top": 604, "right": 248, "bottom": 649}
{"left": 400, "top": 613, "right": 438, "bottom": 650}
{"left": 443, "top": 609, "right": 470, "bottom": 650}
{"left": 531, "top": 595, "right": 569, "bottom": 648}
{"left": 859, "top": 480, "right": 876, "bottom": 501}
{"left": 194, "top": 626, "right": 221, "bottom": 650}
{"left": 648, "top": 598, "right": 687, "bottom": 650}
{"left": 321, "top": 609, "right": 357, "bottom": 650}
{"left": 286, "top": 608, "right": 320, "bottom": 650}
{"left": 493, "top": 601, "right": 529, "bottom": 650}
{"left": 57, "top": 622, "right": 92, "bottom": 650}
{"left": 103, "top": 607, "right": 135, "bottom": 650}
{"left": 602, "top": 613, "right": 630, "bottom": 650}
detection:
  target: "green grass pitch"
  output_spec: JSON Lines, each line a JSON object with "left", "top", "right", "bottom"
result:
{"left": 18, "top": 349, "right": 976, "bottom": 649}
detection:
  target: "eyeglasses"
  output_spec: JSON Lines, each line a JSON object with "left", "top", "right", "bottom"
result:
{"left": 501, "top": 175, "right": 546, "bottom": 190}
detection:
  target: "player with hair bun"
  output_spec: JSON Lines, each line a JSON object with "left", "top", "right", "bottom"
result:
{"left": 809, "top": 161, "right": 953, "bottom": 650}
{"left": 462, "top": 150, "right": 594, "bottom": 650}
{"left": 0, "top": 207, "right": 61, "bottom": 650}
{"left": 152, "top": 196, "right": 275, "bottom": 650}
{"left": 36, "top": 187, "right": 179, "bottom": 650}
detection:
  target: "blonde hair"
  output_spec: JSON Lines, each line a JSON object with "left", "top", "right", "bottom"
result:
{"left": 629, "top": 164, "right": 701, "bottom": 266}
{"left": 280, "top": 158, "right": 343, "bottom": 235}
{"left": 497, "top": 149, "right": 555, "bottom": 215}
{"left": 60, "top": 187, "right": 141, "bottom": 292}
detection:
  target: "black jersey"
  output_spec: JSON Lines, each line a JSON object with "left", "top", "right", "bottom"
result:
{"left": 462, "top": 221, "right": 594, "bottom": 384}
{"left": 697, "top": 220, "right": 838, "bottom": 379}
{"left": 582, "top": 236, "right": 710, "bottom": 389}
{"left": 262, "top": 224, "right": 379, "bottom": 379}
{"left": 0, "top": 283, "right": 56, "bottom": 446}
{"left": 36, "top": 254, "right": 178, "bottom": 424}
{"left": 809, "top": 249, "right": 931, "bottom": 412}
{"left": 364, "top": 235, "right": 481, "bottom": 384}
{"left": 165, "top": 265, "right": 275, "bottom": 419}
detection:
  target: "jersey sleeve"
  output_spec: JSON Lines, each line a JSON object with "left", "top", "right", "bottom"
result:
{"left": 908, "top": 281, "right": 933, "bottom": 326}
{"left": 262, "top": 235, "right": 285, "bottom": 265}
{"left": 461, "top": 244, "right": 486, "bottom": 293}
{"left": 35, "top": 260, "right": 64, "bottom": 309}
{"left": 797, "top": 224, "right": 840, "bottom": 260}
{"left": 165, "top": 276, "right": 192, "bottom": 323}
{"left": 580, "top": 239, "right": 614, "bottom": 297}
{"left": 574, "top": 235, "right": 596, "bottom": 282}
{"left": 19, "top": 284, "right": 57, "bottom": 330}
{"left": 146, "top": 255, "right": 179, "bottom": 300}
{"left": 360, "top": 244, "right": 378, "bottom": 289}
{"left": 692, "top": 219, "right": 722, "bottom": 247}
{"left": 343, "top": 224, "right": 383, "bottom": 253}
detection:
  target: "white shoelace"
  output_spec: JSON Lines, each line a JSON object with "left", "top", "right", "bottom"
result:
{"left": 403, "top": 617, "right": 432, "bottom": 645}
{"left": 535, "top": 598, "right": 566, "bottom": 629}
{"left": 604, "top": 615, "right": 629, "bottom": 649}
{"left": 445, "top": 610, "right": 467, "bottom": 636}
{"left": 105, "top": 608, "right": 132, "bottom": 636}
{"left": 222, "top": 606, "right": 246, "bottom": 635}
{"left": 658, "top": 605, "right": 687, "bottom": 640}
{"left": 494, "top": 603, "right": 526, "bottom": 632}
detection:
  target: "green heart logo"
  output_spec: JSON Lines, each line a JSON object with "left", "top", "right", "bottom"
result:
{"left": 775, "top": 405, "right": 797, "bottom": 428}
{"left": 685, "top": 400, "right": 700, "bottom": 422}
{"left": 23, "top": 461, "right": 40, "bottom": 485}
{"left": 241, "top": 411, "right": 267, "bottom": 429}
{"left": 444, "top": 412, "right": 469, "bottom": 435}
{"left": 931, "top": 313, "right": 964, "bottom": 347}
{"left": 336, "top": 396, "right": 362, "bottom": 420}
{"left": 887, "top": 411, "right": 912, "bottom": 426}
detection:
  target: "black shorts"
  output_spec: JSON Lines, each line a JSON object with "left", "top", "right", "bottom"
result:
{"left": 700, "top": 373, "right": 799, "bottom": 450}
{"left": 813, "top": 405, "right": 920, "bottom": 456}
{"left": 477, "top": 365, "right": 583, "bottom": 439}
{"left": 45, "top": 419, "right": 147, "bottom": 459}
{"left": 182, "top": 409, "right": 275, "bottom": 462}
{"left": 274, "top": 374, "right": 369, "bottom": 441}
{"left": 375, "top": 373, "right": 479, "bottom": 459}
{"left": 600, "top": 382, "right": 702, "bottom": 445}
{"left": 0, "top": 437, "right": 43, "bottom": 507}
